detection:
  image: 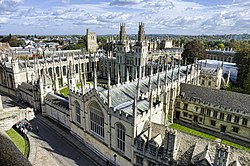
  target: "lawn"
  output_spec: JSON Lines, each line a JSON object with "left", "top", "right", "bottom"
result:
{"left": 169, "top": 123, "right": 250, "bottom": 152}
{"left": 59, "top": 82, "right": 91, "bottom": 97}
{"left": 222, "top": 140, "right": 250, "bottom": 152}
{"left": 169, "top": 123, "right": 216, "bottom": 141}
{"left": 6, "top": 128, "right": 29, "bottom": 158}
{"left": 59, "top": 87, "right": 69, "bottom": 96}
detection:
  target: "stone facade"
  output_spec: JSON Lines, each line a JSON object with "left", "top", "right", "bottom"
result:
{"left": 175, "top": 83, "right": 250, "bottom": 144}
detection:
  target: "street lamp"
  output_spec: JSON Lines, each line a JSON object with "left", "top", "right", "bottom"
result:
{"left": 113, "top": 154, "right": 117, "bottom": 166}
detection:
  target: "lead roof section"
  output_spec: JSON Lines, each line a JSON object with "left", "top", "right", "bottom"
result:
{"left": 98, "top": 66, "right": 189, "bottom": 115}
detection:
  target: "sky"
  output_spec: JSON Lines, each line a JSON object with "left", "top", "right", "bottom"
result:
{"left": 0, "top": 0, "right": 249, "bottom": 35}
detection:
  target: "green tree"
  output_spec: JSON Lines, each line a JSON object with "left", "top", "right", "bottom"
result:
{"left": 218, "top": 43, "right": 225, "bottom": 50}
{"left": 62, "top": 43, "right": 83, "bottom": 50}
{"left": 182, "top": 40, "right": 206, "bottom": 64}
{"left": 243, "top": 69, "right": 250, "bottom": 94}
{"left": 235, "top": 45, "right": 250, "bottom": 88}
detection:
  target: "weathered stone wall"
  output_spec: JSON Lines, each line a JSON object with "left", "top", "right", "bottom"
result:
{"left": 0, "top": 107, "right": 34, "bottom": 131}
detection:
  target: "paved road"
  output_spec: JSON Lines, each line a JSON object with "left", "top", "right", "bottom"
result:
{"left": 28, "top": 118, "right": 98, "bottom": 166}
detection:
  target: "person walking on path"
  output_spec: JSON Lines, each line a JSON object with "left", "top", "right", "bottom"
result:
{"left": 36, "top": 126, "right": 39, "bottom": 133}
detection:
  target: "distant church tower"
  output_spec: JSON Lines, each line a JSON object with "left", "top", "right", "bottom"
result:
{"left": 86, "top": 29, "right": 98, "bottom": 53}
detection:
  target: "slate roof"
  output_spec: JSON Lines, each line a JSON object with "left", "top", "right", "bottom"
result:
{"left": 180, "top": 83, "right": 250, "bottom": 113}
{"left": 98, "top": 66, "right": 189, "bottom": 115}
{"left": 45, "top": 93, "right": 69, "bottom": 109}
{"left": 19, "top": 82, "right": 33, "bottom": 93}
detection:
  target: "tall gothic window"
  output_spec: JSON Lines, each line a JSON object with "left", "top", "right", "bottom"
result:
{"left": 116, "top": 123, "right": 125, "bottom": 152}
{"left": 89, "top": 102, "right": 104, "bottom": 138}
{"left": 75, "top": 101, "right": 81, "bottom": 124}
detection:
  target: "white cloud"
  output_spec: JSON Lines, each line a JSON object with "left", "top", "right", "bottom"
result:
{"left": 0, "top": 17, "right": 9, "bottom": 24}
{"left": 0, "top": 0, "right": 23, "bottom": 14}
{"left": 61, "top": 0, "right": 70, "bottom": 4}
{"left": 110, "top": 0, "right": 144, "bottom": 6}
{"left": 0, "top": 0, "right": 249, "bottom": 35}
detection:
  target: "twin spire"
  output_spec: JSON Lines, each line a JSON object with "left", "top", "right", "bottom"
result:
{"left": 119, "top": 22, "right": 145, "bottom": 42}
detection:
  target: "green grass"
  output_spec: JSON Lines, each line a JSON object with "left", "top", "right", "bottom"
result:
{"left": 170, "top": 123, "right": 216, "bottom": 141}
{"left": 6, "top": 128, "right": 29, "bottom": 158}
{"left": 59, "top": 82, "right": 91, "bottom": 97}
{"left": 222, "top": 140, "right": 250, "bottom": 152}
{"left": 59, "top": 87, "right": 69, "bottom": 96}
{"left": 170, "top": 123, "right": 250, "bottom": 152}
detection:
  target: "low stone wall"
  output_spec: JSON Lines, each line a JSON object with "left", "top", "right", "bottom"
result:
{"left": 0, "top": 107, "right": 35, "bottom": 131}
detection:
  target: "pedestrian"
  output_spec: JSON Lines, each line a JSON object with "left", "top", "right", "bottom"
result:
{"left": 36, "top": 126, "right": 39, "bottom": 133}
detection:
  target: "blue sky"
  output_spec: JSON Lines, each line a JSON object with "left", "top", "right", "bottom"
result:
{"left": 0, "top": 0, "right": 249, "bottom": 35}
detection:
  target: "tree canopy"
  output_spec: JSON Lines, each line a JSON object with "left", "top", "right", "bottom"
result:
{"left": 181, "top": 40, "right": 206, "bottom": 64}
{"left": 0, "top": 35, "right": 26, "bottom": 47}
{"left": 234, "top": 44, "right": 250, "bottom": 88}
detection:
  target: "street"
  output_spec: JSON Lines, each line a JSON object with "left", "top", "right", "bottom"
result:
{"left": 28, "top": 117, "right": 98, "bottom": 166}
{"left": 0, "top": 91, "right": 99, "bottom": 166}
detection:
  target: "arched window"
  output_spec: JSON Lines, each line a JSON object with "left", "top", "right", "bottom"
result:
{"left": 62, "top": 66, "right": 67, "bottom": 76}
{"left": 89, "top": 102, "right": 104, "bottom": 138}
{"left": 56, "top": 67, "right": 60, "bottom": 77}
{"left": 75, "top": 101, "right": 81, "bottom": 124}
{"left": 116, "top": 123, "right": 125, "bottom": 152}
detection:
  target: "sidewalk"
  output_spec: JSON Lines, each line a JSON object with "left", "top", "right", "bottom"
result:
{"left": 36, "top": 114, "right": 107, "bottom": 166}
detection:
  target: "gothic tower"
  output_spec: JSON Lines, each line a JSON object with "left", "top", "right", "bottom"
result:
{"left": 134, "top": 22, "right": 148, "bottom": 79}
{"left": 116, "top": 23, "right": 129, "bottom": 83}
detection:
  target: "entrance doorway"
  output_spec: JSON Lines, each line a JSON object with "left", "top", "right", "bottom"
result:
{"left": 220, "top": 125, "right": 226, "bottom": 134}
{"left": 175, "top": 111, "right": 180, "bottom": 120}
{"left": 193, "top": 115, "right": 198, "bottom": 122}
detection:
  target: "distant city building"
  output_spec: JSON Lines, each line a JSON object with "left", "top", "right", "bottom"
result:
{"left": 206, "top": 50, "right": 235, "bottom": 63}
{"left": 86, "top": 29, "right": 98, "bottom": 53}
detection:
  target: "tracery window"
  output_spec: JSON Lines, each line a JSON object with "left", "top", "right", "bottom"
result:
{"left": 89, "top": 102, "right": 104, "bottom": 138}
{"left": 75, "top": 101, "right": 81, "bottom": 124}
{"left": 116, "top": 123, "right": 125, "bottom": 152}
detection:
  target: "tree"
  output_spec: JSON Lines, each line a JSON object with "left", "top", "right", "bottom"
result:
{"left": 234, "top": 45, "right": 250, "bottom": 88}
{"left": 182, "top": 40, "right": 206, "bottom": 64}
{"left": 243, "top": 69, "right": 250, "bottom": 94}
{"left": 218, "top": 43, "right": 225, "bottom": 50}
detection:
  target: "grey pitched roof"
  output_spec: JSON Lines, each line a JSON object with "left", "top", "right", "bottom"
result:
{"left": 98, "top": 66, "right": 189, "bottom": 115}
{"left": 19, "top": 82, "right": 33, "bottom": 92}
{"left": 45, "top": 93, "right": 69, "bottom": 109}
{"left": 180, "top": 83, "right": 250, "bottom": 114}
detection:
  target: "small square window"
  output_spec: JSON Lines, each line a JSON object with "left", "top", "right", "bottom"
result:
{"left": 232, "top": 126, "right": 239, "bottom": 133}
{"left": 242, "top": 118, "right": 248, "bottom": 126}
{"left": 206, "top": 109, "right": 211, "bottom": 116}
{"left": 201, "top": 108, "right": 205, "bottom": 114}
{"left": 227, "top": 114, "right": 232, "bottom": 122}
{"left": 234, "top": 116, "right": 240, "bottom": 124}
{"left": 213, "top": 111, "right": 218, "bottom": 118}
{"left": 211, "top": 120, "right": 216, "bottom": 126}
{"left": 183, "top": 103, "right": 188, "bottom": 110}
{"left": 199, "top": 117, "right": 203, "bottom": 122}
{"left": 220, "top": 113, "right": 224, "bottom": 120}
{"left": 183, "top": 112, "right": 188, "bottom": 117}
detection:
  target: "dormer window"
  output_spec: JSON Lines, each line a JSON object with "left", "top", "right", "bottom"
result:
{"left": 149, "top": 145, "right": 157, "bottom": 156}
{"left": 137, "top": 140, "right": 144, "bottom": 151}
